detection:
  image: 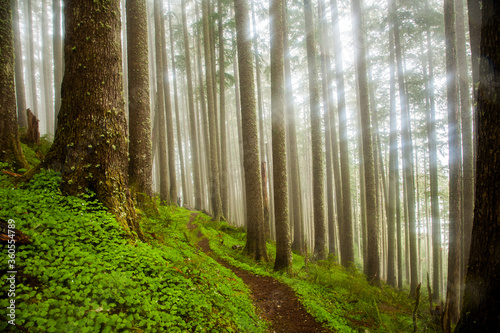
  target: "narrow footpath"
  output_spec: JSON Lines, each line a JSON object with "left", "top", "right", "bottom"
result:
{"left": 187, "top": 213, "right": 333, "bottom": 333}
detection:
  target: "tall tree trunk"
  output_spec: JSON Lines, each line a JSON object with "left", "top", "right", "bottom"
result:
{"left": 304, "top": 0, "right": 326, "bottom": 260}
{"left": 270, "top": 0, "right": 292, "bottom": 271}
{"left": 181, "top": 0, "right": 202, "bottom": 210}
{"left": 283, "top": 3, "right": 304, "bottom": 254}
{"left": 0, "top": 0, "right": 29, "bottom": 170}
{"left": 12, "top": 0, "right": 27, "bottom": 128}
{"left": 27, "top": 0, "right": 38, "bottom": 117}
{"left": 53, "top": 0, "right": 63, "bottom": 130}
{"left": 159, "top": 7, "right": 178, "bottom": 205}
{"left": 443, "top": 0, "right": 463, "bottom": 327}
{"left": 455, "top": 2, "right": 500, "bottom": 330}
{"left": 168, "top": 0, "right": 187, "bottom": 204}
{"left": 218, "top": 0, "right": 228, "bottom": 218}
{"left": 203, "top": 0, "right": 222, "bottom": 220}
{"left": 42, "top": 0, "right": 54, "bottom": 136}
{"left": 42, "top": 0, "right": 143, "bottom": 240}
{"left": 352, "top": 0, "right": 379, "bottom": 285}
{"left": 154, "top": 0, "right": 170, "bottom": 204}
{"left": 387, "top": 23, "right": 398, "bottom": 288}
{"left": 319, "top": 0, "right": 342, "bottom": 257}
{"left": 391, "top": 0, "right": 418, "bottom": 296}
{"left": 127, "top": 0, "right": 153, "bottom": 203}
{"left": 235, "top": 0, "right": 268, "bottom": 261}
{"left": 330, "top": 0, "right": 354, "bottom": 267}
{"left": 456, "top": 0, "right": 474, "bottom": 285}
{"left": 251, "top": 0, "right": 270, "bottom": 238}
{"left": 424, "top": 0, "right": 442, "bottom": 302}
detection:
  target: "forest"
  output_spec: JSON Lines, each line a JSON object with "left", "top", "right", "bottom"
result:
{"left": 0, "top": 0, "right": 499, "bottom": 332}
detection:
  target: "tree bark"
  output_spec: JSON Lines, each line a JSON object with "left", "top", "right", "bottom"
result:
{"left": 330, "top": 0, "right": 354, "bottom": 267}
{"left": 352, "top": 0, "right": 379, "bottom": 284}
{"left": 202, "top": 0, "right": 222, "bottom": 220}
{"left": 283, "top": 3, "right": 304, "bottom": 254}
{"left": 12, "top": 0, "right": 27, "bottom": 128}
{"left": 181, "top": 0, "right": 202, "bottom": 210}
{"left": 0, "top": 0, "right": 29, "bottom": 170}
{"left": 391, "top": 0, "right": 418, "bottom": 296}
{"left": 455, "top": 2, "right": 500, "bottom": 330}
{"left": 53, "top": 0, "right": 63, "bottom": 130}
{"left": 443, "top": 0, "right": 462, "bottom": 328}
{"left": 270, "top": 0, "right": 292, "bottom": 271}
{"left": 127, "top": 0, "right": 153, "bottom": 202}
{"left": 235, "top": 0, "right": 268, "bottom": 261}
{"left": 42, "top": 0, "right": 143, "bottom": 240}
{"left": 154, "top": 0, "right": 170, "bottom": 204}
{"left": 218, "top": 0, "right": 228, "bottom": 219}
{"left": 303, "top": 0, "right": 326, "bottom": 260}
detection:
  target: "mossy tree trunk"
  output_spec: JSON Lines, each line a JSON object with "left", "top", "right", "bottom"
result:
{"left": 235, "top": 0, "right": 268, "bottom": 262}
{"left": 0, "top": 0, "right": 29, "bottom": 170}
{"left": 270, "top": 0, "right": 292, "bottom": 272}
{"left": 455, "top": 3, "right": 500, "bottom": 330}
{"left": 127, "top": 0, "right": 153, "bottom": 203}
{"left": 218, "top": 0, "right": 228, "bottom": 219}
{"left": 43, "top": 0, "right": 143, "bottom": 240}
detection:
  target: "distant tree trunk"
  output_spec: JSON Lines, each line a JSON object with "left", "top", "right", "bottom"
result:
{"left": 53, "top": 0, "right": 63, "bottom": 130}
{"left": 0, "top": 1, "right": 29, "bottom": 170}
{"left": 352, "top": 0, "right": 379, "bottom": 285}
{"left": 455, "top": 2, "right": 500, "bottom": 330}
{"left": 443, "top": 0, "right": 462, "bottom": 327}
{"left": 42, "top": 0, "right": 54, "bottom": 136}
{"left": 12, "top": 0, "right": 27, "bottom": 128}
{"left": 203, "top": 0, "right": 222, "bottom": 221}
{"left": 235, "top": 0, "right": 268, "bottom": 261}
{"left": 154, "top": 0, "right": 170, "bottom": 204}
{"left": 181, "top": 0, "right": 202, "bottom": 210}
{"left": 159, "top": 8, "right": 177, "bottom": 205}
{"left": 391, "top": 0, "right": 418, "bottom": 296}
{"left": 283, "top": 3, "right": 304, "bottom": 254}
{"left": 424, "top": 0, "right": 442, "bottom": 302}
{"left": 42, "top": 0, "right": 143, "bottom": 240}
{"left": 250, "top": 0, "right": 270, "bottom": 237}
{"left": 218, "top": 0, "right": 228, "bottom": 219}
{"left": 319, "top": 0, "right": 341, "bottom": 257}
{"left": 304, "top": 0, "right": 326, "bottom": 260}
{"left": 127, "top": 0, "right": 153, "bottom": 202}
{"left": 455, "top": 0, "right": 474, "bottom": 284}
{"left": 27, "top": 0, "right": 38, "bottom": 118}
{"left": 168, "top": 0, "right": 187, "bottom": 204}
{"left": 270, "top": 0, "right": 292, "bottom": 271}
{"left": 330, "top": 0, "right": 354, "bottom": 267}
{"left": 387, "top": 23, "right": 398, "bottom": 288}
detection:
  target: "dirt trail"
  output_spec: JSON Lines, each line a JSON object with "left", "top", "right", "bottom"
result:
{"left": 187, "top": 213, "right": 333, "bottom": 333}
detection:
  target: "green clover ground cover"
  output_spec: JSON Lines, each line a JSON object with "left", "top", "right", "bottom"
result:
{"left": 0, "top": 170, "right": 266, "bottom": 333}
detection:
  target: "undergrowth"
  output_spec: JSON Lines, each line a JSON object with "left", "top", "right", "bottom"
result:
{"left": 0, "top": 166, "right": 266, "bottom": 332}
{"left": 198, "top": 217, "right": 441, "bottom": 333}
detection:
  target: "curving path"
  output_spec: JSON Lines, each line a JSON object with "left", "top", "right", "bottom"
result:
{"left": 187, "top": 212, "right": 333, "bottom": 333}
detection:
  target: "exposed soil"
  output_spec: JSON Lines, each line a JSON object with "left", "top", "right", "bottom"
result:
{"left": 187, "top": 213, "right": 333, "bottom": 333}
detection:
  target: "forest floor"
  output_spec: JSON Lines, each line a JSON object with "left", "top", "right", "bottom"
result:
{"left": 187, "top": 212, "right": 332, "bottom": 333}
